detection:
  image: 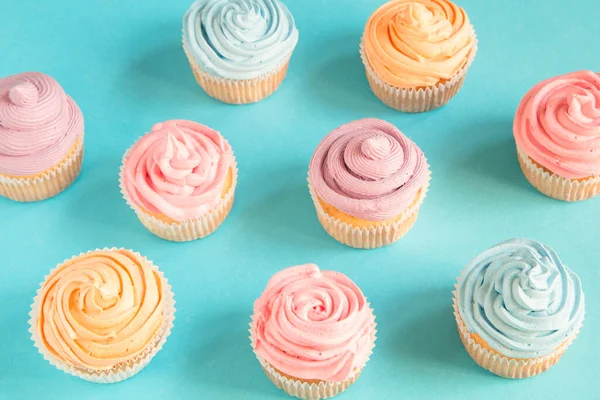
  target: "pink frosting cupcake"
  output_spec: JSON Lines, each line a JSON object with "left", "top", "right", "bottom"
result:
{"left": 0, "top": 72, "right": 84, "bottom": 202}
{"left": 250, "top": 264, "right": 376, "bottom": 399}
{"left": 308, "top": 118, "right": 431, "bottom": 249}
{"left": 514, "top": 70, "right": 600, "bottom": 201}
{"left": 120, "top": 120, "right": 237, "bottom": 242}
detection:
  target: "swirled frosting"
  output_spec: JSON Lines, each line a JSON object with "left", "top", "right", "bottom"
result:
{"left": 514, "top": 70, "right": 600, "bottom": 179}
{"left": 0, "top": 72, "right": 83, "bottom": 176}
{"left": 308, "top": 119, "right": 429, "bottom": 221}
{"left": 183, "top": 0, "right": 298, "bottom": 80}
{"left": 363, "top": 0, "right": 475, "bottom": 88}
{"left": 457, "top": 238, "right": 585, "bottom": 359}
{"left": 252, "top": 264, "right": 376, "bottom": 382}
{"left": 123, "top": 120, "right": 234, "bottom": 222}
{"left": 37, "top": 249, "right": 165, "bottom": 370}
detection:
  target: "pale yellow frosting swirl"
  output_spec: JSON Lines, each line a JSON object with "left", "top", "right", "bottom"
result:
{"left": 363, "top": 0, "right": 476, "bottom": 88}
{"left": 36, "top": 249, "right": 165, "bottom": 370}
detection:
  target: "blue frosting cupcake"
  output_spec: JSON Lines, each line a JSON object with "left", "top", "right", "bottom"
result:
{"left": 453, "top": 238, "right": 585, "bottom": 378}
{"left": 182, "top": 0, "right": 298, "bottom": 104}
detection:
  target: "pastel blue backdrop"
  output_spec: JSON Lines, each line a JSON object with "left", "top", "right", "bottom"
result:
{"left": 1, "top": 0, "right": 598, "bottom": 399}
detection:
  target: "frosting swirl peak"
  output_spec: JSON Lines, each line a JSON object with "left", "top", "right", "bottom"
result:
{"left": 514, "top": 70, "right": 600, "bottom": 179}
{"left": 35, "top": 249, "right": 166, "bottom": 371}
{"left": 363, "top": 0, "right": 476, "bottom": 88}
{"left": 308, "top": 119, "right": 429, "bottom": 221}
{"left": 252, "top": 264, "right": 376, "bottom": 382}
{"left": 457, "top": 238, "right": 585, "bottom": 359}
{"left": 183, "top": 0, "right": 298, "bottom": 80}
{"left": 123, "top": 120, "right": 234, "bottom": 222}
{"left": 0, "top": 72, "right": 83, "bottom": 176}
{"left": 9, "top": 82, "right": 39, "bottom": 107}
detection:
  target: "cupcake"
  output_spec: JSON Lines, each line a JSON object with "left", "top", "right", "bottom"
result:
{"left": 454, "top": 238, "right": 585, "bottom": 378}
{"left": 250, "top": 264, "right": 376, "bottom": 399}
{"left": 361, "top": 0, "right": 477, "bottom": 112}
{"left": 514, "top": 70, "right": 600, "bottom": 202}
{"left": 308, "top": 118, "right": 430, "bottom": 249}
{"left": 29, "top": 248, "right": 175, "bottom": 383}
{"left": 120, "top": 120, "right": 237, "bottom": 242}
{"left": 0, "top": 72, "right": 84, "bottom": 202}
{"left": 183, "top": 0, "right": 299, "bottom": 104}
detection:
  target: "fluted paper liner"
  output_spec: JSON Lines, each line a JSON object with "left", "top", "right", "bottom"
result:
{"left": 29, "top": 248, "right": 176, "bottom": 383}
{"left": 308, "top": 171, "right": 430, "bottom": 249}
{"left": 359, "top": 36, "right": 477, "bottom": 113}
{"left": 183, "top": 43, "right": 290, "bottom": 105}
{"left": 120, "top": 146, "right": 238, "bottom": 242}
{"left": 452, "top": 289, "right": 579, "bottom": 378}
{"left": 517, "top": 148, "right": 600, "bottom": 202}
{"left": 249, "top": 310, "right": 376, "bottom": 399}
{"left": 0, "top": 136, "right": 84, "bottom": 202}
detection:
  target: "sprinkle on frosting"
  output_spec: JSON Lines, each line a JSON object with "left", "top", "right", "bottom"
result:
{"left": 123, "top": 120, "right": 234, "bottom": 222}
{"left": 252, "top": 264, "right": 376, "bottom": 382}
{"left": 514, "top": 70, "right": 600, "bottom": 179}
{"left": 457, "top": 238, "right": 585, "bottom": 359}
{"left": 308, "top": 118, "right": 430, "bottom": 221}
{"left": 37, "top": 249, "right": 165, "bottom": 371}
{"left": 0, "top": 72, "right": 83, "bottom": 176}
{"left": 363, "top": 0, "right": 476, "bottom": 88}
{"left": 183, "top": 0, "right": 298, "bottom": 80}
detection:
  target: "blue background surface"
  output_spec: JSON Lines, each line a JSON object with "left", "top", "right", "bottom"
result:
{"left": 1, "top": 0, "right": 599, "bottom": 398}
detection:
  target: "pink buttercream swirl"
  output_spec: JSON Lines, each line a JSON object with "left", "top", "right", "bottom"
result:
{"left": 308, "top": 118, "right": 429, "bottom": 221}
{"left": 123, "top": 120, "right": 233, "bottom": 222}
{"left": 514, "top": 70, "right": 600, "bottom": 179}
{"left": 252, "top": 264, "right": 376, "bottom": 382}
{"left": 0, "top": 72, "right": 83, "bottom": 176}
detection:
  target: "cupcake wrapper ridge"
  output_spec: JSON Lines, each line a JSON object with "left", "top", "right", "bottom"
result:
{"left": 0, "top": 136, "right": 84, "bottom": 202}
{"left": 360, "top": 36, "right": 477, "bottom": 113}
{"left": 517, "top": 148, "right": 600, "bottom": 202}
{"left": 261, "top": 361, "right": 360, "bottom": 400}
{"left": 308, "top": 170, "right": 430, "bottom": 249}
{"left": 452, "top": 289, "right": 579, "bottom": 379}
{"left": 120, "top": 146, "right": 238, "bottom": 242}
{"left": 29, "top": 248, "right": 176, "bottom": 383}
{"left": 248, "top": 312, "right": 376, "bottom": 400}
{"left": 183, "top": 43, "right": 290, "bottom": 105}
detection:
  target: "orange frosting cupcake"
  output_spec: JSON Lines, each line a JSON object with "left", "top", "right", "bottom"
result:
{"left": 361, "top": 0, "right": 477, "bottom": 112}
{"left": 30, "top": 249, "right": 175, "bottom": 383}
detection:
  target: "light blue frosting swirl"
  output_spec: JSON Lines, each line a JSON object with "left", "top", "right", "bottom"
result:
{"left": 457, "top": 238, "right": 585, "bottom": 359}
{"left": 183, "top": 0, "right": 298, "bottom": 80}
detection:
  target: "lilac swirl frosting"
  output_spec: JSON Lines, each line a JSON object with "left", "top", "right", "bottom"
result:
{"left": 308, "top": 119, "right": 429, "bottom": 221}
{"left": 0, "top": 72, "right": 83, "bottom": 176}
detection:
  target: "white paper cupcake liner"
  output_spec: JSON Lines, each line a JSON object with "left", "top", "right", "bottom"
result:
{"left": 308, "top": 171, "right": 430, "bottom": 249}
{"left": 260, "top": 361, "right": 361, "bottom": 400}
{"left": 120, "top": 146, "right": 238, "bottom": 242}
{"left": 183, "top": 43, "right": 291, "bottom": 105}
{"left": 249, "top": 310, "right": 377, "bottom": 400}
{"left": 452, "top": 289, "right": 580, "bottom": 378}
{"left": 0, "top": 135, "right": 84, "bottom": 202}
{"left": 359, "top": 35, "right": 477, "bottom": 113}
{"left": 517, "top": 147, "right": 600, "bottom": 202}
{"left": 29, "top": 248, "right": 176, "bottom": 383}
